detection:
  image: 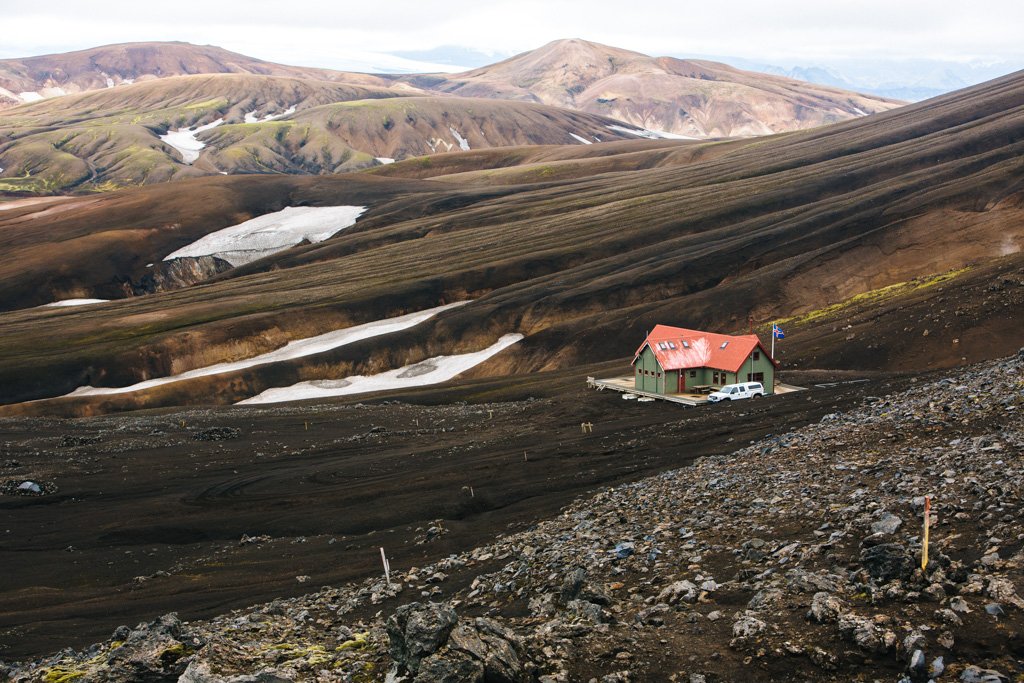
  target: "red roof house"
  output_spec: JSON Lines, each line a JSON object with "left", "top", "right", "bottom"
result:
{"left": 632, "top": 325, "right": 778, "bottom": 395}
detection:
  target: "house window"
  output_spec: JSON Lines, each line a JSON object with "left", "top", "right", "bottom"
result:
{"left": 713, "top": 371, "right": 720, "bottom": 384}
{"left": 682, "top": 341, "right": 689, "bottom": 348}
{"left": 720, "top": 342, "right": 729, "bottom": 349}
{"left": 746, "top": 372, "right": 765, "bottom": 382}
{"left": 689, "top": 370, "right": 696, "bottom": 378}
{"left": 667, "top": 341, "right": 677, "bottom": 349}
{"left": 753, "top": 351, "right": 760, "bottom": 361}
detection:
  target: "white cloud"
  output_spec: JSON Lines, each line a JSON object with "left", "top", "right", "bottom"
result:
{"left": 0, "top": 0, "right": 1021, "bottom": 66}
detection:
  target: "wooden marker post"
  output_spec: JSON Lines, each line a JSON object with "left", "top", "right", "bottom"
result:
{"left": 921, "top": 496, "right": 931, "bottom": 572}
{"left": 380, "top": 547, "right": 391, "bottom": 585}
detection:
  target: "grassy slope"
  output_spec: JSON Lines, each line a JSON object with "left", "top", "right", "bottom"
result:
{"left": 0, "top": 72, "right": 1021, "bottom": 410}
{"left": 0, "top": 77, "right": 640, "bottom": 194}
{"left": 0, "top": 74, "right": 413, "bottom": 193}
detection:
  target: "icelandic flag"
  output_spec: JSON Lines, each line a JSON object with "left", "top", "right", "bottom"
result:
{"left": 772, "top": 324, "right": 785, "bottom": 339}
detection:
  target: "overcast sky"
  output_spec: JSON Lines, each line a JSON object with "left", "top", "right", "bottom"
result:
{"left": 2, "top": 0, "right": 1023, "bottom": 70}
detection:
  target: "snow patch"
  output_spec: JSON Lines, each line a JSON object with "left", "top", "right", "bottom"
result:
{"left": 426, "top": 137, "right": 454, "bottom": 154}
{"left": 105, "top": 78, "right": 114, "bottom": 88}
{"left": 569, "top": 133, "right": 593, "bottom": 145}
{"left": 238, "top": 333, "right": 524, "bottom": 405}
{"left": 245, "top": 106, "right": 297, "bottom": 124}
{"left": 163, "top": 205, "right": 366, "bottom": 266}
{"left": 41, "top": 299, "right": 110, "bottom": 308}
{"left": 607, "top": 125, "right": 696, "bottom": 140}
{"left": 852, "top": 107, "right": 867, "bottom": 116}
{"left": 265, "top": 105, "right": 296, "bottom": 121}
{"left": 159, "top": 119, "right": 224, "bottom": 164}
{"left": 65, "top": 302, "right": 467, "bottom": 398}
{"left": 449, "top": 126, "right": 471, "bottom": 151}
{"left": 18, "top": 91, "right": 43, "bottom": 103}
{"left": 375, "top": 157, "right": 396, "bottom": 164}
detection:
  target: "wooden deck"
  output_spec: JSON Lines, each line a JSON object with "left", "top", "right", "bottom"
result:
{"left": 587, "top": 376, "right": 709, "bottom": 405}
{"left": 587, "top": 376, "right": 806, "bottom": 405}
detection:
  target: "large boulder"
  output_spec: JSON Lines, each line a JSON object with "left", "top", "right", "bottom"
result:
{"left": 386, "top": 602, "right": 458, "bottom": 676}
{"left": 386, "top": 603, "right": 530, "bottom": 683}
{"left": 860, "top": 543, "right": 915, "bottom": 582}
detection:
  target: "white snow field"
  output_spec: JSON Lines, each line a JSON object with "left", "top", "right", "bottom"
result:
{"left": 238, "top": 333, "right": 524, "bottom": 405}
{"left": 17, "top": 91, "right": 44, "bottom": 103}
{"left": 65, "top": 302, "right": 468, "bottom": 398}
{"left": 41, "top": 299, "right": 110, "bottom": 307}
{"left": 159, "top": 119, "right": 224, "bottom": 164}
{"left": 607, "top": 125, "right": 696, "bottom": 140}
{"left": 569, "top": 133, "right": 593, "bottom": 145}
{"left": 449, "top": 126, "right": 471, "bottom": 151}
{"left": 375, "top": 157, "right": 396, "bottom": 164}
{"left": 163, "top": 205, "right": 367, "bottom": 266}
{"left": 244, "top": 106, "right": 297, "bottom": 123}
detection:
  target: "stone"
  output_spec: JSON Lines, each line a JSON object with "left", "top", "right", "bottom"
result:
{"left": 614, "top": 542, "right": 635, "bottom": 559}
{"left": 731, "top": 615, "right": 766, "bottom": 641}
{"left": 870, "top": 512, "right": 903, "bottom": 535}
{"left": 657, "top": 580, "right": 698, "bottom": 605}
{"left": 414, "top": 649, "right": 484, "bottom": 683}
{"left": 449, "top": 617, "right": 526, "bottom": 683}
{"left": 387, "top": 602, "right": 458, "bottom": 675}
{"left": 837, "top": 614, "right": 893, "bottom": 654}
{"left": 807, "top": 592, "right": 844, "bottom": 623}
{"left": 559, "top": 567, "right": 587, "bottom": 604}
{"left": 746, "top": 588, "right": 783, "bottom": 610}
{"left": 985, "top": 577, "right": 1024, "bottom": 608}
{"left": 908, "top": 649, "right": 926, "bottom": 673}
{"left": 949, "top": 596, "right": 972, "bottom": 613}
{"left": 860, "top": 543, "right": 915, "bottom": 582}
{"left": 960, "top": 665, "right": 1009, "bottom": 683}
{"left": 566, "top": 599, "right": 604, "bottom": 624}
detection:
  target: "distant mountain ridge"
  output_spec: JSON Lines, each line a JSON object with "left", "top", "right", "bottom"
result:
{"left": 0, "top": 39, "right": 904, "bottom": 137}
{"left": 419, "top": 39, "right": 904, "bottom": 137}
{"left": 0, "top": 42, "right": 394, "bottom": 107}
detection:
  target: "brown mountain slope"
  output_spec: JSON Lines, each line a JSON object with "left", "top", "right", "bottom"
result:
{"left": 421, "top": 38, "right": 904, "bottom": 137}
{"left": 0, "top": 41, "right": 396, "bottom": 107}
{"left": 0, "top": 71, "right": 1020, "bottom": 412}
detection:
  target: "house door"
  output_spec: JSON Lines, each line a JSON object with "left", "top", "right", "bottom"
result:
{"left": 678, "top": 372, "right": 685, "bottom": 393}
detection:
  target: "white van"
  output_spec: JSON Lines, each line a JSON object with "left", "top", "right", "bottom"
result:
{"left": 707, "top": 382, "right": 765, "bottom": 403}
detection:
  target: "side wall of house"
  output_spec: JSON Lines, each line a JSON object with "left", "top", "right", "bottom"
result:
{"left": 736, "top": 347, "right": 776, "bottom": 393}
{"left": 633, "top": 346, "right": 664, "bottom": 393}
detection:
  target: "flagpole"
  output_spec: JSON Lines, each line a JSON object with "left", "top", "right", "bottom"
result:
{"left": 771, "top": 326, "right": 775, "bottom": 359}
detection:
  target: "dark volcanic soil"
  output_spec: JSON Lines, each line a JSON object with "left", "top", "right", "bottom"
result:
{"left": 0, "top": 368, "right": 888, "bottom": 659}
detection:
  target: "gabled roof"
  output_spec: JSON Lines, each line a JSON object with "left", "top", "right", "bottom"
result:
{"left": 632, "top": 324, "right": 779, "bottom": 373}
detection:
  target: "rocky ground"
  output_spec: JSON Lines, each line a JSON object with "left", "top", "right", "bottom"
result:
{"left": 3, "top": 351, "right": 1021, "bottom": 682}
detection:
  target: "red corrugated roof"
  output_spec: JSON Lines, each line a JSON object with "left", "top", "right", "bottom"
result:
{"left": 632, "top": 324, "right": 779, "bottom": 373}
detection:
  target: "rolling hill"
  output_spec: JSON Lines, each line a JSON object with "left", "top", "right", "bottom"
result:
{"left": 0, "top": 41, "right": 395, "bottom": 107}
{"left": 0, "top": 75, "right": 637, "bottom": 193}
{"left": 0, "top": 70, "right": 1020, "bottom": 414}
{"left": 0, "top": 40, "right": 909, "bottom": 195}
{"left": 415, "top": 38, "right": 905, "bottom": 137}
